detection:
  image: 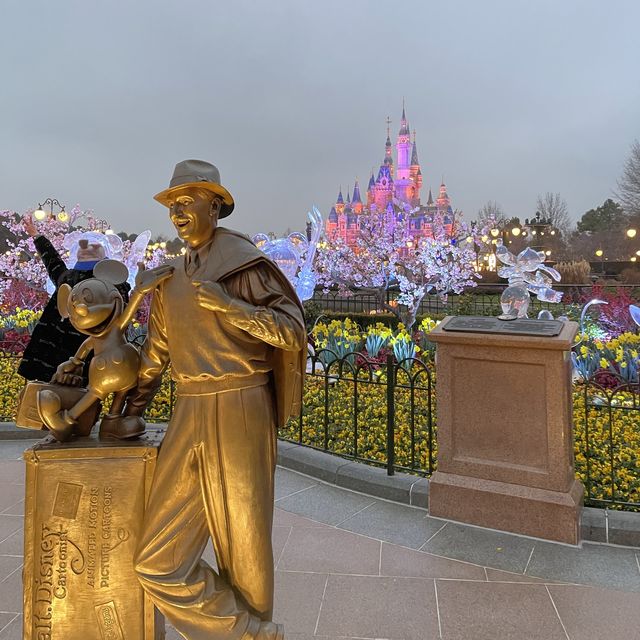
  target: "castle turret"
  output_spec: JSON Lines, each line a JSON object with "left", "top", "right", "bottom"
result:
{"left": 336, "top": 186, "right": 345, "bottom": 214}
{"left": 394, "top": 102, "right": 413, "bottom": 203}
{"left": 352, "top": 179, "right": 363, "bottom": 214}
{"left": 436, "top": 181, "right": 450, "bottom": 209}
{"left": 396, "top": 102, "right": 411, "bottom": 180}
{"left": 383, "top": 116, "right": 394, "bottom": 178}
{"left": 409, "top": 129, "right": 422, "bottom": 206}
{"left": 366, "top": 172, "right": 375, "bottom": 207}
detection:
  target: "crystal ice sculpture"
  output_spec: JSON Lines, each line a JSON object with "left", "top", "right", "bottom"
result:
{"left": 253, "top": 207, "right": 323, "bottom": 302}
{"left": 495, "top": 240, "right": 562, "bottom": 319}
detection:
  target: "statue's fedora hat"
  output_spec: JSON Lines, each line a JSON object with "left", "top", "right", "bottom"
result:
{"left": 154, "top": 159, "right": 235, "bottom": 218}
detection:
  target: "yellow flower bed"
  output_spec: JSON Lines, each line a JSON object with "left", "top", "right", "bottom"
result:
{"left": 573, "top": 389, "right": 640, "bottom": 507}
{"left": 279, "top": 368, "right": 438, "bottom": 472}
{"left": 0, "top": 353, "right": 22, "bottom": 421}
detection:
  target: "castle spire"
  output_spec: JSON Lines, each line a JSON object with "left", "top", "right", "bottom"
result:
{"left": 352, "top": 179, "right": 362, "bottom": 204}
{"left": 337, "top": 186, "right": 344, "bottom": 204}
{"left": 411, "top": 130, "right": 419, "bottom": 165}
{"left": 399, "top": 100, "right": 410, "bottom": 136}
{"left": 427, "top": 188, "right": 434, "bottom": 205}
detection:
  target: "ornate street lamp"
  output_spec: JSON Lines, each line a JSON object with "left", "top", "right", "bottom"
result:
{"left": 524, "top": 211, "right": 554, "bottom": 255}
{"left": 33, "top": 197, "right": 67, "bottom": 222}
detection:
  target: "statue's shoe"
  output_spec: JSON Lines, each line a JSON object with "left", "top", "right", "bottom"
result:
{"left": 99, "top": 415, "right": 146, "bottom": 440}
{"left": 256, "top": 621, "right": 284, "bottom": 640}
{"left": 36, "top": 390, "right": 75, "bottom": 442}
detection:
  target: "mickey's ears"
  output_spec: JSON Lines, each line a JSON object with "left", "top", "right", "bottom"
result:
{"left": 93, "top": 259, "right": 129, "bottom": 285}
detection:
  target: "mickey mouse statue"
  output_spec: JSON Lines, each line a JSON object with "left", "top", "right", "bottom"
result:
{"left": 36, "top": 259, "right": 174, "bottom": 442}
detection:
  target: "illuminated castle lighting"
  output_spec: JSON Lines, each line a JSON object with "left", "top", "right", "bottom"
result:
{"left": 326, "top": 103, "right": 454, "bottom": 246}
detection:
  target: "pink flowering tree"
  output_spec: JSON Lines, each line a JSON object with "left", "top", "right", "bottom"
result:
{"left": 316, "top": 210, "right": 484, "bottom": 329}
{"left": 0, "top": 207, "right": 168, "bottom": 315}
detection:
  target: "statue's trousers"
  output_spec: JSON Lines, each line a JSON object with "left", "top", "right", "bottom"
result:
{"left": 134, "top": 383, "right": 276, "bottom": 640}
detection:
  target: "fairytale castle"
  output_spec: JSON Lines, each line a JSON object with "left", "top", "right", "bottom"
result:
{"left": 326, "top": 104, "right": 454, "bottom": 247}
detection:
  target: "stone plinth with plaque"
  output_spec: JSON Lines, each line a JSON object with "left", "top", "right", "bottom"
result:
{"left": 428, "top": 316, "right": 584, "bottom": 545}
{"left": 22, "top": 431, "right": 165, "bottom": 640}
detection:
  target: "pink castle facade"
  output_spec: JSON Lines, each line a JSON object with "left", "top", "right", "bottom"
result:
{"left": 326, "top": 105, "right": 454, "bottom": 247}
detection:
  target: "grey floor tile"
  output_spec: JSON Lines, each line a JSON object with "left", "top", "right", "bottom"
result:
{"left": 277, "top": 526, "right": 380, "bottom": 575}
{"left": 274, "top": 467, "right": 317, "bottom": 500}
{"left": 437, "top": 580, "right": 567, "bottom": 640}
{"left": 275, "top": 483, "right": 375, "bottom": 526}
{"left": 0, "top": 569, "right": 22, "bottom": 613}
{"left": 421, "top": 522, "right": 535, "bottom": 573}
{"left": 0, "top": 488, "right": 23, "bottom": 515}
{"left": 526, "top": 541, "right": 640, "bottom": 591}
{"left": 273, "top": 508, "right": 330, "bottom": 529}
{"left": 0, "top": 615, "right": 16, "bottom": 634}
{"left": 0, "top": 615, "right": 20, "bottom": 640}
{"left": 0, "top": 557, "right": 21, "bottom": 583}
{"left": 338, "top": 499, "right": 441, "bottom": 549}
{"left": 316, "top": 574, "right": 439, "bottom": 639}
{"left": 273, "top": 571, "right": 327, "bottom": 635}
{"left": 165, "top": 626, "right": 182, "bottom": 640}
{"left": 0, "top": 442, "right": 31, "bottom": 460}
{"left": 0, "top": 518, "right": 21, "bottom": 545}
{"left": 0, "top": 462, "right": 24, "bottom": 485}
{"left": 0, "top": 502, "right": 22, "bottom": 517}
{"left": 548, "top": 584, "right": 640, "bottom": 640}
{"left": 381, "top": 542, "right": 486, "bottom": 580}
{"left": 485, "top": 568, "right": 568, "bottom": 584}
{"left": 0, "top": 531, "right": 22, "bottom": 557}
{"left": 272, "top": 525, "right": 292, "bottom": 567}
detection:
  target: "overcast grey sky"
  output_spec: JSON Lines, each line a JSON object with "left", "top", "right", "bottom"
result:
{"left": 1, "top": 0, "right": 639, "bottom": 239}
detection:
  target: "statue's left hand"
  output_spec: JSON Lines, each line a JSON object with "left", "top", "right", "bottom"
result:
{"left": 135, "top": 264, "right": 175, "bottom": 294}
{"left": 193, "top": 280, "right": 232, "bottom": 313}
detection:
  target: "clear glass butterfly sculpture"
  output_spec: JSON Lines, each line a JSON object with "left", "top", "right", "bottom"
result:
{"left": 495, "top": 239, "right": 563, "bottom": 318}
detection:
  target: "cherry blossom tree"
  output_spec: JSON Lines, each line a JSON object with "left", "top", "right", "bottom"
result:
{"left": 0, "top": 207, "right": 168, "bottom": 313}
{"left": 316, "top": 210, "right": 484, "bottom": 329}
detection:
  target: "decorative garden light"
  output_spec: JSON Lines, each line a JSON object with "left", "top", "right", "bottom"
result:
{"left": 595, "top": 249, "right": 603, "bottom": 257}
{"left": 33, "top": 197, "right": 66, "bottom": 221}
{"left": 627, "top": 228, "right": 637, "bottom": 239}
{"left": 490, "top": 228, "right": 500, "bottom": 238}
{"left": 512, "top": 227, "right": 521, "bottom": 236}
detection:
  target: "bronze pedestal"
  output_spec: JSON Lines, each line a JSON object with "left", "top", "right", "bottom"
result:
{"left": 22, "top": 432, "right": 165, "bottom": 640}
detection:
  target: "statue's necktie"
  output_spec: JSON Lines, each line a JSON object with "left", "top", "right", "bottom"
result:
{"left": 185, "top": 250, "right": 200, "bottom": 277}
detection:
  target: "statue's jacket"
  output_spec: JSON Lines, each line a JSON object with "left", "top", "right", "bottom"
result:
{"left": 136, "top": 227, "right": 306, "bottom": 427}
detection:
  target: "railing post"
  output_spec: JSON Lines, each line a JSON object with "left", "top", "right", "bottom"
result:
{"left": 386, "top": 353, "right": 395, "bottom": 476}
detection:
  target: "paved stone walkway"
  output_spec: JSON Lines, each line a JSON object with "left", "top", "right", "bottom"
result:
{"left": 1, "top": 439, "right": 639, "bottom": 639}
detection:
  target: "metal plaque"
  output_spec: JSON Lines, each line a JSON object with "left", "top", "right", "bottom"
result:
{"left": 442, "top": 316, "right": 564, "bottom": 337}
{"left": 23, "top": 431, "right": 165, "bottom": 640}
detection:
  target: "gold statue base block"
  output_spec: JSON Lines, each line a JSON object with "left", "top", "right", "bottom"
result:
{"left": 23, "top": 432, "right": 166, "bottom": 640}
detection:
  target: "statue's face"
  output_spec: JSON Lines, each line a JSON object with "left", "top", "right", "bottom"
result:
{"left": 168, "top": 187, "right": 220, "bottom": 248}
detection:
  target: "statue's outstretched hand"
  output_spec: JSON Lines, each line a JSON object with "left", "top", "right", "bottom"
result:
{"left": 193, "top": 280, "right": 232, "bottom": 313}
{"left": 134, "top": 263, "right": 174, "bottom": 294}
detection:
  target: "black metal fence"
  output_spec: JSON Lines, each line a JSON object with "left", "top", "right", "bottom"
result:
{"left": 573, "top": 376, "right": 640, "bottom": 511}
{"left": 309, "top": 284, "right": 640, "bottom": 319}
{"left": 279, "top": 352, "right": 435, "bottom": 476}
{"left": 2, "top": 344, "right": 639, "bottom": 511}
